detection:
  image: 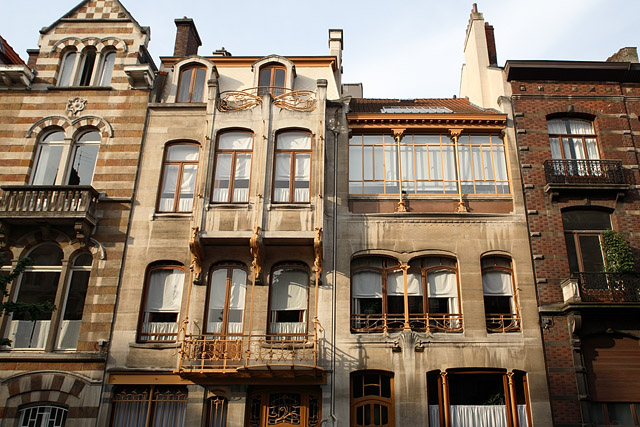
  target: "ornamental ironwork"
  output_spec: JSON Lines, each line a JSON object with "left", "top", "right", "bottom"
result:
{"left": 544, "top": 159, "right": 625, "bottom": 185}
{"left": 218, "top": 87, "right": 317, "bottom": 112}
{"left": 273, "top": 90, "right": 316, "bottom": 112}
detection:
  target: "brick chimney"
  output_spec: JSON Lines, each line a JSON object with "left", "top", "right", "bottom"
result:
{"left": 484, "top": 23, "right": 497, "bottom": 66}
{"left": 173, "top": 17, "right": 202, "bottom": 57}
{"left": 606, "top": 47, "right": 639, "bottom": 63}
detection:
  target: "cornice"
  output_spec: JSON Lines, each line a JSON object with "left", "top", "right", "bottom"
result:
{"left": 347, "top": 113, "right": 507, "bottom": 131}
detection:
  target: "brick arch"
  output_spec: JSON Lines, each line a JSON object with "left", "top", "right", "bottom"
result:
{"left": 96, "top": 37, "right": 128, "bottom": 53}
{"left": 51, "top": 37, "right": 83, "bottom": 53}
{"left": 76, "top": 37, "right": 101, "bottom": 52}
{"left": 1, "top": 371, "right": 95, "bottom": 420}
{"left": 543, "top": 105, "right": 598, "bottom": 119}
{"left": 14, "top": 231, "right": 73, "bottom": 258}
{"left": 71, "top": 115, "right": 114, "bottom": 138}
{"left": 26, "top": 116, "right": 72, "bottom": 138}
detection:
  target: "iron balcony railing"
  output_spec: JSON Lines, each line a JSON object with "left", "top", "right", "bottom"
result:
{"left": 350, "top": 313, "right": 463, "bottom": 333}
{"left": 485, "top": 313, "right": 521, "bottom": 333}
{"left": 217, "top": 87, "right": 317, "bottom": 112}
{"left": 575, "top": 272, "right": 640, "bottom": 303}
{"left": 178, "top": 333, "right": 319, "bottom": 374}
{"left": 544, "top": 159, "right": 625, "bottom": 185}
{"left": 0, "top": 185, "right": 99, "bottom": 224}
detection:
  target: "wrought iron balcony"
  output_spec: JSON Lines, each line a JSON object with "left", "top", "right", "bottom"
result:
{"left": 218, "top": 87, "right": 317, "bottom": 112}
{"left": 562, "top": 272, "right": 640, "bottom": 303}
{"left": 178, "top": 333, "right": 320, "bottom": 375}
{"left": 485, "top": 314, "right": 521, "bottom": 333}
{"left": 0, "top": 186, "right": 100, "bottom": 241}
{"left": 350, "top": 313, "right": 463, "bottom": 333}
{"left": 544, "top": 159, "right": 625, "bottom": 185}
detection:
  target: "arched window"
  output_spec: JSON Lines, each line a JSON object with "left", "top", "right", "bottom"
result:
{"left": 273, "top": 131, "right": 311, "bottom": 203}
{"left": 268, "top": 264, "right": 309, "bottom": 340}
{"left": 7, "top": 244, "right": 62, "bottom": 349}
{"left": 177, "top": 65, "right": 206, "bottom": 102}
{"left": 97, "top": 50, "right": 116, "bottom": 86}
{"left": 351, "top": 256, "right": 461, "bottom": 333}
{"left": 258, "top": 64, "right": 286, "bottom": 97}
{"left": 138, "top": 263, "right": 185, "bottom": 342}
{"left": 207, "top": 264, "right": 247, "bottom": 336}
{"left": 31, "top": 130, "right": 66, "bottom": 185}
{"left": 19, "top": 404, "right": 68, "bottom": 427}
{"left": 212, "top": 131, "right": 253, "bottom": 203}
{"left": 67, "top": 130, "right": 100, "bottom": 185}
{"left": 157, "top": 143, "right": 199, "bottom": 212}
{"left": 351, "top": 371, "right": 395, "bottom": 427}
{"left": 57, "top": 253, "right": 92, "bottom": 350}
{"left": 482, "top": 256, "right": 519, "bottom": 333}
{"left": 57, "top": 50, "right": 77, "bottom": 87}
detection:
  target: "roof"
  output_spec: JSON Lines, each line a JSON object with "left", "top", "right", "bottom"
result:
{"left": 0, "top": 35, "right": 26, "bottom": 65}
{"left": 348, "top": 98, "right": 493, "bottom": 114}
{"left": 505, "top": 60, "right": 640, "bottom": 83}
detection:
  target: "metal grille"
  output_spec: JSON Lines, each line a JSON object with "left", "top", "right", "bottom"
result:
{"left": 19, "top": 405, "right": 67, "bottom": 427}
{"left": 208, "top": 396, "right": 228, "bottom": 427}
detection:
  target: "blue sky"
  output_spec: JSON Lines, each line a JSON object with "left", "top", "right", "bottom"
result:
{"left": 4, "top": 0, "right": 639, "bottom": 98}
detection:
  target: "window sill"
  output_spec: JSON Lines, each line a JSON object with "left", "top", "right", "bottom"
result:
{"left": 268, "top": 203, "right": 313, "bottom": 210}
{"left": 129, "top": 342, "right": 180, "bottom": 350}
{"left": 152, "top": 212, "right": 193, "bottom": 220}
{"left": 208, "top": 203, "right": 252, "bottom": 210}
{"left": 47, "top": 85, "right": 114, "bottom": 91}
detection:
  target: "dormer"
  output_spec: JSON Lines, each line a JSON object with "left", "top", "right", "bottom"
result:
{"left": 168, "top": 57, "right": 218, "bottom": 103}
{"left": 252, "top": 55, "right": 296, "bottom": 96}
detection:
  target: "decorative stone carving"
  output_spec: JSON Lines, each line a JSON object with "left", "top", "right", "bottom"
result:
{"left": 249, "top": 226, "right": 263, "bottom": 283}
{"left": 67, "top": 97, "right": 87, "bottom": 117}
{"left": 189, "top": 226, "right": 203, "bottom": 284}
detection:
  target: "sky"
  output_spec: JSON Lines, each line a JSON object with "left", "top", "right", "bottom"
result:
{"left": 3, "top": 0, "right": 639, "bottom": 99}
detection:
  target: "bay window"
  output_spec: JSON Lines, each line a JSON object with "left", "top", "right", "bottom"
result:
{"left": 348, "top": 133, "right": 509, "bottom": 196}
{"left": 351, "top": 256, "right": 461, "bottom": 333}
{"left": 157, "top": 143, "right": 199, "bottom": 213}
{"left": 138, "top": 264, "right": 185, "bottom": 342}
{"left": 268, "top": 264, "right": 309, "bottom": 339}
{"left": 212, "top": 131, "right": 253, "bottom": 203}
{"left": 273, "top": 131, "right": 311, "bottom": 203}
{"left": 482, "top": 257, "right": 519, "bottom": 333}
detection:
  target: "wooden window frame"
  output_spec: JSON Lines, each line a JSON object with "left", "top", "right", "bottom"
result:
{"left": 350, "top": 371, "right": 395, "bottom": 427}
{"left": 136, "top": 263, "right": 185, "bottom": 343}
{"left": 246, "top": 388, "right": 321, "bottom": 427}
{"left": 111, "top": 385, "right": 187, "bottom": 427}
{"left": 258, "top": 64, "right": 287, "bottom": 97}
{"left": 272, "top": 131, "right": 312, "bottom": 204}
{"left": 548, "top": 118, "right": 599, "bottom": 160}
{"left": 205, "top": 263, "right": 248, "bottom": 336}
{"left": 176, "top": 65, "right": 207, "bottom": 103}
{"left": 348, "top": 133, "right": 510, "bottom": 197}
{"left": 211, "top": 131, "right": 254, "bottom": 203}
{"left": 481, "top": 256, "right": 520, "bottom": 333}
{"left": 156, "top": 142, "right": 200, "bottom": 213}
{"left": 562, "top": 210, "right": 611, "bottom": 274}
{"left": 267, "top": 263, "right": 310, "bottom": 339}
{"left": 350, "top": 256, "right": 461, "bottom": 333}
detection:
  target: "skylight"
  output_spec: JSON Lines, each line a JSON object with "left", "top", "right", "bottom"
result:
{"left": 380, "top": 106, "right": 452, "bottom": 114}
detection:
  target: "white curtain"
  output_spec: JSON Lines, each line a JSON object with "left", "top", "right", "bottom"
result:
{"left": 207, "top": 269, "right": 246, "bottom": 334}
{"left": 56, "top": 320, "right": 82, "bottom": 350}
{"left": 430, "top": 404, "right": 528, "bottom": 427}
{"left": 213, "top": 154, "right": 232, "bottom": 202}
{"left": 429, "top": 405, "right": 440, "bottom": 427}
{"left": 112, "top": 398, "right": 148, "bottom": 427}
{"left": 219, "top": 132, "right": 253, "bottom": 150}
{"left": 277, "top": 133, "right": 310, "bottom": 150}
{"left": 274, "top": 154, "right": 291, "bottom": 202}
{"left": 271, "top": 270, "right": 307, "bottom": 311}
{"left": 159, "top": 165, "right": 178, "bottom": 211}
{"left": 141, "top": 320, "right": 179, "bottom": 341}
{"left": 146, "top": 269, "right": 184, "bottom": 312}
{"left": 294, "top": 154, "right": 310, "bottom": 202}
{"left": 566, "top": 120, "right": 594, "bottom": 135}
{"left": 386, "top": 271, "right": 422, "bottom": 296}
{"left": 269, "top": 322, "right": 306, "bottom": 335}
{"left": 450, "top": 405, "right": 507, "bottom": 427}
{"left": 8, "top": 320, "right": 50, "bottom": 349}
{"left": 233, "top": 154, "right": 251, "bottom": 202}
{"left": 585, "top": 138, "right": 599, "bottom": 160}
{"left": 178, "top": 165, "right": 196, "bottom": 211}
{"left": 352, "top": 271, "right": 383, "bottom": 298}
{"left": 428, "top": 270, "right": 457, "bottom": 297}
{"left": 482, "top": 271, "right": 513, "bottom": 296}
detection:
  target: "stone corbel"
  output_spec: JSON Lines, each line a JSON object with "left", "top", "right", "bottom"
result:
{"left": 189, "top": 226, "right": 204, "bottom": 284}
{"left": 313, "top": 227, "right": 322, "bottom": 278}
{"left": 249, "top": 226, "right": 263, "bottom": 284}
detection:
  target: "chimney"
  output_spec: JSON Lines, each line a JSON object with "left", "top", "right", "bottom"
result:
{"left": 212, "top": 47, "right": 232, "bottom": 57}
{"left": 606, "top": 47, "right": 639, "bottom": 63}
{"left": 173, "top": 17, "right": 202, "bottom": 57}
{"left": 329, "top": 29, "right": 344, "bottom": 93}
{"left": 484, "top": 23, "right": 497, "bottom": 66}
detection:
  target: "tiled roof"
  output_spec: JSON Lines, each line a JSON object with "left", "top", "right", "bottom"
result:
{"left": 0, "top": 35, "right": 26, "bottom": 65}
{"left": 349, "top": 98, "right": 492, "bottom": 114}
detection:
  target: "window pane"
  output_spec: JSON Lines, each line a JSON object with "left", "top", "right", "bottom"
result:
{"left": 277, "top": 133, "right": 310, "bottom": 150}
{"left": 579, "top": 235, "right": 604, "bottom": 272}
{"left": 493, "top": 145, "right": 508, "bottom": 181}
{"left": 562, "top": 211, "right": 611, "bottom": 231}
{"left": 178, "top": 165, "right": 197, "bottom": 211}
{"left": 58, "top": 51, "right": 77, "bottom": 86}
{"left": 274, "top": 153, "right": 291, "bottom": 202}
{"left": 177, "top": 68, "right": 193, "bottom": 102}
{"left": 213, "top": 154, "right": 232, "bottom": 203}
{"left": 14, "top": 272, "right": 59, "bottom": 321}
{"left": 67, "top": 143, "right": 99, "bottom": 185}
{"left": 99, "top": 51, "right": 116, "bottom": 86}
{"left": 233, "top": 154, "right": 251, "bottom": 202}
{"left": 63, "top": 271, "right": 90, "bottom": 321}
{"left": 167, "top": 145, "right": 199, "bottom": 161}
{"left": 259, "top": 68, "right": 271, "bottom": 88}
{"left": 192, "top": 68, "right": 206, "bottom": 102}
{"left": 274, "top": 68, "right": 286, "bottom": 88}
{"left": 33, "top": 143, "right": 64, "bottom": 185}
{"left": 159, "top": 164, "right": 179, "bottom": 211}
{"left": 78, "top": 49, "right": 96, "bottom": 86}
{"left": 219, "top": 132, "right": 253, "bottom": 150}
{"left": 294, "top": 153, "right": 310, "bottom": 202}
{"left": 606, "top": 403, "right": 634, "bottom": 425}
{"left": 349, "top": 145, "right": 363, "bottom": 181}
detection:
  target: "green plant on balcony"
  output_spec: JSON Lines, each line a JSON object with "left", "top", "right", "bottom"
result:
{"left": 602, "top": 230, "right": 635, "bottom": 273}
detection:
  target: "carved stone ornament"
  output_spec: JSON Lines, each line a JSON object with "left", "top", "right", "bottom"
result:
{"left": 249, "top": 226, "right": 263, "bottom": 281}
{"left": 313, "top": 227, "right": 322, "bottom": 275}
{"left": 67, "top": 97, "right": 87, "bottom": 117}
{"left": 189, "top": 226, "right": 204, "bottom": 284}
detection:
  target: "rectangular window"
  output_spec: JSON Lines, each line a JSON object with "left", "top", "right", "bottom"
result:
{"left": 111, "top": 386, "right": 187, "bottom": 427}
{"left": 212, "top": 132, "right": 253, "bottom": 203}
{"left": 348, "top": 133, "right": 509, "bottom": 196}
